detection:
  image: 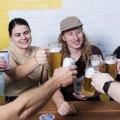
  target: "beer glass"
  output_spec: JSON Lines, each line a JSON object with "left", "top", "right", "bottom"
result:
{"left": 74, "top": 75, "right": 84, "bottom": 94}
{"left": 90, "top": 54, "right": 101, "bottom": 70}
{"left": 82, "top": 63, "right": 96, "bottom": 97}
{"left": 105, "top": 54, "right": 117, "bottom": 79}
{"left": 90, "top": 54, "right": 106, "bottom": 72}
{"left": 48, "top": 42, "right": 62, "bottom": 78}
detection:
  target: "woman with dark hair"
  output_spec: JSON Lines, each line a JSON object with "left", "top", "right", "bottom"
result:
{"left": 0, "top": 18, "right": 48, "bottom": 102}
{"left": 52, "top": 16, "right": 104, "bottom": 116}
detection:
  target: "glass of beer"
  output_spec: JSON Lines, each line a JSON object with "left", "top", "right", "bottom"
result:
{"left": 105, "top": 54, "right": 117, "bottom": 79}
{"left": 90, "top": 54, "right": 106, "bottom": 72}
{"left": 48, "top": 42, "right": 62, "bottom": 78}
{"left": 90, "top": 54, "right": 102, "bottom": 70}
{"left": 82, "top": 62, "right": 96, "bottom": 97}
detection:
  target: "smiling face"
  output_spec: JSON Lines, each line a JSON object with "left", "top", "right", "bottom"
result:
{"left": 62, "top": 27, "right": 84, "bottom": 50}
{"left": 11, "top": 24, "right": 32, "bottom": 49}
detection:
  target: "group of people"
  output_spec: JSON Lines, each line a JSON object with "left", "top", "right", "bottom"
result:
{"left": 0, "top": 16, "right": 120, "bottom": 120}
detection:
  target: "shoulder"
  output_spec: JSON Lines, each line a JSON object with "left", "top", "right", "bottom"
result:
{"left": 2, "top": 47, "right": 15, "bottom": 56}
{"left": 31, "top": 46, "right": 39, "bottom": 52}
{"left": 90, "top": 45, "right": 103, "bottom": 56}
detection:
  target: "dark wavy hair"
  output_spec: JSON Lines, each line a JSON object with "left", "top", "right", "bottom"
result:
{"left": 8, "top": 18, "right": 31, "bottom": 36}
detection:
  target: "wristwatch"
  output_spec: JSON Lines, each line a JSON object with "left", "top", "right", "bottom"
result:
{"left": 103, "top": 81, "right": 115, "bottom": 95}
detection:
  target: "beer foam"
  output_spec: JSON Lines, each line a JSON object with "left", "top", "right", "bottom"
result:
{"left": 85, "top": 67, "right": 96, "bottom": 78}
{"left": 105, "top": 59, "right": 116, "bottom": 64}
{"left": 49, "top": 47, "right": 61, "bottom": 53}
{"left": 91, "top": 60, "right": 100, "bottom": 67}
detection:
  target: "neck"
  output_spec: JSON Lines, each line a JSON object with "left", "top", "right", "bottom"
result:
{"left": 69, "top": 48, "right": 82, "bottom": 61}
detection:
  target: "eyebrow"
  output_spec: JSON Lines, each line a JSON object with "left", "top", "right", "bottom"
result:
{"left": 14, "top": 30, "right": 30, "bottom": 35}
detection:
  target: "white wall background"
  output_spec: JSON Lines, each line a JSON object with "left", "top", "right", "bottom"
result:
{"left": 9, "top": 0, "right": 120, "bottom": 56}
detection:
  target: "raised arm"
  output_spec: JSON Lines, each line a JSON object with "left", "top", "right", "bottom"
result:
{"left": 91, "top": 72, "right": 120, "bottom": 103}
{"left": 6, "top": 48, "right": 48, "bottom": 81}
{"left": 0, "top": 65, "right": 77, "bottom": 120}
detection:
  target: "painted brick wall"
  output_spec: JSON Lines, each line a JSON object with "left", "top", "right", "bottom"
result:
{"left": 1, "top": 0, "right": 120, "bottom": 56}
{"left": 0, "top": 0, "right": 61, "bottom": 50}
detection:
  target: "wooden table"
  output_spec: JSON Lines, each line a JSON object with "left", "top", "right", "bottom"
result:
{"left": 29, "top": 100, "right": 120, "bottom": 120}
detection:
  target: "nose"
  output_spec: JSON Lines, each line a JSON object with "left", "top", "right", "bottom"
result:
{"left": 21, "top": 34, "right": 26, "bottom": 39}
{"left": 73, "top": 33, "right": 79, "bottom": 40}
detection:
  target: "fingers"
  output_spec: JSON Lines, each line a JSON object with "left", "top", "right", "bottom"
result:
{"left": 68, "top": 104, "right": 77, "bottom": 113}
{"left": 58, "top": 102, "right": 77, "bottom": 116}
{"left": 0, "top": 59, "right": 7, "bottom": 70}
{"left": 73, "top": 92, "right": 88, "bottom": 100}
{"left": 69, "top": 65, "right": 77, "bottom": 71}
{"left": 68, "top": 65, "right": 77, "bottom": 78}
{"left": 35, "top": 48, "right": 48, "bottom": 65}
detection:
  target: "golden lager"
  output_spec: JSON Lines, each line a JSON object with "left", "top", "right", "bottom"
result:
{"left": 82, "top": 67, "right": 95, "bottom": 97}
{"left": 105, "top": 60, "right": 116, "bottom": 79}
{"left": 48, "top": 44, "right": 62, "bottom": 78}
{"left": 105, "top": 54, "right": 117, "bottom": 79}
{"left": 99, "top": 63, "right": 106, "bottom": 73}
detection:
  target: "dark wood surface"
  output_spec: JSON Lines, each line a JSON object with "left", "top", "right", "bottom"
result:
{"left": 29, "top": 100, "right": 120, "bottom": 120}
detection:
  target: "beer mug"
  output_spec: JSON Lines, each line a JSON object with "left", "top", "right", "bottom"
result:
{"left": 82, "top": 64, "right": 96, "bottom": 97}
{"left": 90, "top": 54, "right": 106, "bottom": 72}
{"left": 105, "top": 54, "right": 117, "bottom": 79}
{"left": 48, "top": 42, "right": 62, "bottom": 78}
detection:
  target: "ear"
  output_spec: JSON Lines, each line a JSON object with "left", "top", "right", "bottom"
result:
{"left": 62, "top": 35, "right": 66, "bottom": 41}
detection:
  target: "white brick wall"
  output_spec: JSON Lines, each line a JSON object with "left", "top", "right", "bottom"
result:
{"left": 9, "top": 0, "right": 120, "bottom": 56}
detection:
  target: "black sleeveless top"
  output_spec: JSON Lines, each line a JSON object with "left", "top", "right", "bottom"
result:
{"left": 60, "top": 45, "right": 103, "bottom": 101}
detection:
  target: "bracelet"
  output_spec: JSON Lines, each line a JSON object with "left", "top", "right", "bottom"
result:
{"left": 103, "top": 81, "right": 115, "bottom": 94}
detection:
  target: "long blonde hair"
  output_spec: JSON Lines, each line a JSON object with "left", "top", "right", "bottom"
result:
{"left": 58, "top": 28, "right": 91, "bottom": 63}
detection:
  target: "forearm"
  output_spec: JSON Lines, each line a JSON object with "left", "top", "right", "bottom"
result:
{"left": 108, "top": 82, "right": 120, "bottom": 103}
{"left": 0, "top": 99, "right": 27, "bottom": 120}
{"left": 52, "top": 89, "right": 65, "bottom": 108}
{"left": 9, "top": 58, "right": 39, "bottom": 80}
{"left": 19, "top": 77, "right": 61, "bottom": 119}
